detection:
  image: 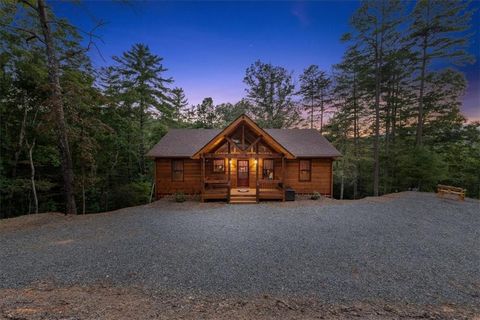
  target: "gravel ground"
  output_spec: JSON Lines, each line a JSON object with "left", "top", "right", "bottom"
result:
{"left": 1, "top": 192, "right": 479, "bottom": 308}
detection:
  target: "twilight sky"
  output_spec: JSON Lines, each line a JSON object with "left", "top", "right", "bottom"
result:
{"left": 52, "top": 1, "right": 479, "bottom": 121}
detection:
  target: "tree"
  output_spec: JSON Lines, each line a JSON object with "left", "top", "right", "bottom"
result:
{"left": 192, "top": 97, "right": 217, "bottom": 128}
{"left": 244, "top": 60, "right": 299, "bottom": 128}
{"left": 298, "top": 65, "right": 331, "bottom": 131}
{"left": 3, "top": 0, "right": 80, "bottom": 213}
{"left": 346, "top": 0, "right": 404, "bottom": 196}
{"left": 332, "top": 47, "right": 366, "bottom": 198}
{"left": 408, "top": 0, "right": 474, "bottom": 146}
{"left": 111, "top": 43, "right": 173, "bottom": 174}
{"left": 170, "top": 87, "right": 188, "bottom": 122}
{"left": 215, "top": 99, "right": 251, "bottom": 127}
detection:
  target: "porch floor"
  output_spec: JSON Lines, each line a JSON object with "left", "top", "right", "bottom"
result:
{"left": 230, "top": 188, "right": 256, "bottom": 196}
{"left": 202, "top": 187, "right": 283, "bottom": 202}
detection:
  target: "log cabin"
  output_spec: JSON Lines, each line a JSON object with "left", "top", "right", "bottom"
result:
{"left": 147, "top": 114, "right": 341, "bottom": 204}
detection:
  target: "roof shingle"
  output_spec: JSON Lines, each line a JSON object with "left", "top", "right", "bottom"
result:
{"left": 146, "top": 128, "right": 341, "bottom": 158}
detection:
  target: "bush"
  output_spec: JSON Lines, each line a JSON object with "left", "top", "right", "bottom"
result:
{"left": 110, "top": 181, "right": 150, "bottom": 209}
{"left": 174, "top": 192, "right": 186, "bottom": 203}
{"left": 311, "top": 191, "right": 321, "bottom": 200}
{"left": 397, "top": 146, "right": 447, "bottom": 192}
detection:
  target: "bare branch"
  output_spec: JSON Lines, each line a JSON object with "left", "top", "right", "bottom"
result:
{"left": 17, "top": 0, "right": 39, "bottom": 13}
{"left": 0, "top": 22, "right": 45, "bottom": 44}
{"left": 58, "top": 20, "right": 107, "bottom": 61}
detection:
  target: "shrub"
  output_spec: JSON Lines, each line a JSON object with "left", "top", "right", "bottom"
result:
{"left": 311, "top": 191, "right": 321, "bottom": 200}
{"left": 174, "top": 192, "right": 186, "bottom": 203}
{"left": 110, "top": 181, "right": 150, "bottom": 209}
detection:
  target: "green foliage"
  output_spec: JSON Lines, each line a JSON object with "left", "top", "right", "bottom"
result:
{"left": 244, "top": 60, "right": 299, "bottom": 128}
{"left": 397, "top": 147, "right": 447, "bottom": 191}
{"left": 1, "top": 0, "right": 478, "bottom": 220}
{"left": 110, "top": 181, "right": 151, "bottom": 209}
{"left": 174, "top": 192, "right": 186, "bottom": 203}
{"left": 310, "top": 192, "right": 321, "bottom": 200}
{"left": 298, "top": 65, "right": 331, "bottom": 130}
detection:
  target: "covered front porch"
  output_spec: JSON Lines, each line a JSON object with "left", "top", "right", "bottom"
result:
{"left": 195, "top": 115, "right": 294, "bottom": 204}
{"left": 202, "top": 186, "right": 284, "bottom": 204}
{"left": 200, "top": 156, "right": 286, "bottom": 203}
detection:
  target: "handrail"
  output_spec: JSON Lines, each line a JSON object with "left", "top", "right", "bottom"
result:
{"left": 257, "top": 179, "right": 282, "bottom": 184}
{"left": 205, "top": 179, "right": 229, "bottom": 184}
{"left": 227, "top": 181, "right": 231, "bottom": 202}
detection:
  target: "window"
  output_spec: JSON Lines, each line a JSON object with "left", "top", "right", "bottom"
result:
{"left": 213, "top": 159, "right": 225, "bottom": 173}
{"left": 172, "top": 160, "right": 184, "bottom": 181}
{"left": 263, "top": 159, "right": 274, "bottom": 180}
{"left": 299, "top": 160, "right": 311, "bottom": 182}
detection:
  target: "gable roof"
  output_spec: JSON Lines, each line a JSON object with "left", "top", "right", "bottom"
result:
{"left": 264, "top": 129, "right": 342, "bottom": 158}
{"left": 146, "top": 128, "right": 221, "bottom": 158}
{"left": 146, "top": 127, "right": 341, "bottom": 158}
{"left": 191, "top": 114, "right": 295, "bottom": 159}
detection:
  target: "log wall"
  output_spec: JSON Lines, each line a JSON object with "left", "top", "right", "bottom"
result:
{"left": 155, "top": 157, "right": 333, "bottom": 198}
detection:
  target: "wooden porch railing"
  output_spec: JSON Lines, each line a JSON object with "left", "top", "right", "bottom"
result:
{"left": 257, "top": 179, "right": 284, "bottom": 201}
{"left": 203, "top": 179, "right": 230, "bottom": 202}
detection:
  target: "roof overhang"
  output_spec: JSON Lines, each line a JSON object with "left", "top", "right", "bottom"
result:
{"left": 191, "top": 114, "right": 296, "bottom": 159}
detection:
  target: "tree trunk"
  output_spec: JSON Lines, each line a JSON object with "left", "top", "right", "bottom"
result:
{"left": 340, "top": 160, "right": 345, "bottom": 200}
{"left": 416, "top": 34, "right": 428, "bottom": 147}
{"left": 353, "top": 71, "right": 358, "bottom": 200}
{"left": 384, "top": 80, "right": 393, "bottom": 195}
{"left": 373, "top": 14, "right": 384, "bottom": 197}
{"left": 319, "top": 93, "right": 324, "bottom": 133}
{"left": 8, "top": 102, "right": 29, "bottom": 217}
{"left": 12, "top": 104, "right": 28, "bottom": 177}
{"left": 38, "top": 0, "right": 77, "bottom": 214}
{"left": 310, "top": 96, "right": 314, "bottom": 129}
{"left": 139, "top": 98, "right": 146, "bottom": 175}
{"left": 373, "top": 56, "right": 381, "bottom": 197}
{"left": 27, "top": 139, "right": 38, "bottom": 214}
{"left": 82, "top": 165, "right": 86, "bottom": 214}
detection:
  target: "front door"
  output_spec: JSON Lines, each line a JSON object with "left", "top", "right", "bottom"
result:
{"left": 237, "top": 160, "right": 249, "bottom": 187}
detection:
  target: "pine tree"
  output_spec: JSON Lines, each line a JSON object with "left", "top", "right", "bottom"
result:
{"left": 170, "top": 87, "right": 188, "bottom": 122}
{"left": 298, "top": 65, "right": 331, "bottom": 131}
{"left": 111, "top": 43, "right": 173, "bottom": 174}
{"left": 346, "top": 0, "right": 404, "bottom": 196}
{"left": 408, "top": 0, "right": 474, "bottom": 146}
{"left": 332, "top": 47, "right": 366, "bottom": 198}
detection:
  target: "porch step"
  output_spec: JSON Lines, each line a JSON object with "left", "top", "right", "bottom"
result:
{"left": 230, "top": 199, "right": 257, "bottom": 204}
{"left": 229, "top": 194, "right": 257, "bottom": 204}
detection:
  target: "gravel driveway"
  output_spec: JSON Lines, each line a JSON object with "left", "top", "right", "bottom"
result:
{"left": 1, "top": 192, "right": 479, "bottom": 307}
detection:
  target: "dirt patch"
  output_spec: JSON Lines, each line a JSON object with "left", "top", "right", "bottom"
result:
{"left": 0, "top": 283, "right": 478, "bottom": 320}
{"left": 265, "top": 192, "right": 409, "bottom": 208}
{"left": 147, "top": 198, "right": 226, "bottom": 211}
{"left": 0, "top": 212, "right": 68, "bottom": 233}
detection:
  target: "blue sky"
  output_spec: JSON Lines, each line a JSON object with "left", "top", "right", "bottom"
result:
{"left": 53, "top": 1, "right": 479, "bottom": 121}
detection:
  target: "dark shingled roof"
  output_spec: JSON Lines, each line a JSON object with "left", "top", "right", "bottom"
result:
{"left": 146, "top": 129, "right": 221, "bottom": 158}
{"left": 265, "top": 129, "right": 342, "bottom": 158}
{"left": 146, "top": 128, "right": 341, "bottom": 158}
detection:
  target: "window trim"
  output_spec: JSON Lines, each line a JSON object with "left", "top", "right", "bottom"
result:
{"left": 171, "top": 159, "right": 184, "bottom": 182}
{"left": 262, "top": 158, "right": 275, "bottom": 180}
{"left": 213, "top": 158, "right": 226, "bottom": 173}
{"left": 298, "top": 159, "right": 311, "bottom": 182}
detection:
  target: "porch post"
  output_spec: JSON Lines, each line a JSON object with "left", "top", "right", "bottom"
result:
{"left": 281, "top": 156, "right": 285, "bottom": 202}
{"left": 255, "top": 143, "right": 259, "bottom": 203}
{"left": 227, "top": 156, "right": 231, "bottom": 203}
{"left": 330, "top": 159, "right": 333, "bottom": 198}
{"left": 201, "top": 154, "right": 205, "bottom": 202}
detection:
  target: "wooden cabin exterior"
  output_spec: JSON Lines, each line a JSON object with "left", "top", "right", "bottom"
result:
{"left": 147, "top": 115, "right": 341, "bottom": 204}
